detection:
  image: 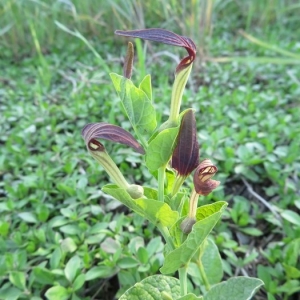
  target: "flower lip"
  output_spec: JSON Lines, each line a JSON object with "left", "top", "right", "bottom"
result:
{"left": 115, "top": 28, "right": 196, "bottom": 73}
{"left": 88, "top": 139, "right": 105, "bottom": 152}
{"left": 193, "top": 159, "right": 220, "bottom": 196}
{"left": 82, "top": 122, "right": 145, "bottom": 154}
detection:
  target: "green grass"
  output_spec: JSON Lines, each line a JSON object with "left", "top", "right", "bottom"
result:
{"left": 0, "top": 0, "right": 300, "bottom": 299}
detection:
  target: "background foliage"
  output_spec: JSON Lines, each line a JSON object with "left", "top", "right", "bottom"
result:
{"left": 0, "top": 0, "right": 299, "bottom": 299}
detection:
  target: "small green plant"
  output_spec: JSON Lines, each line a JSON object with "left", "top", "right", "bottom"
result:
{"left": 81, "top": 28, "right": 263, "bottom": 299}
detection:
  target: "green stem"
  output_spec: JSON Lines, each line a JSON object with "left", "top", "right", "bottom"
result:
{"left": 188, "top": 188, "right": 199, "bottom": 218}
{"left": 179, "top": 265, "right": 188, "bottom": 296}
{"left": 158, "top": 166, "right": 166, "bottom": 202}
{"left": 157, "top": 224, "right": 174, "bottom": 251}
{"left": 91, "top": 149, "right": 129, "bottom": 190}
{"left": 168, "top": 63, "right": 193, "bottom": 124}
{"left": 196, "top": 259, "right": 211, "bottom": 291}
{"left": 171, "top": 175, "right": 186, "bottom": 197}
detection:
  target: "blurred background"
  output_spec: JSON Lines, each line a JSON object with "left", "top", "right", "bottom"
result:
{"left": 0, "top": 0, "right": 300, "bottom": 299}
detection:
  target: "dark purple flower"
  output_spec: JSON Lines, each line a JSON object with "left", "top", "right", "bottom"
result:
{"left": 115, "top": 28, "right": 196, "bottom": 73}
{"left": 172, "top": 110, "right": 199, "bottom": 177}
{"left": 82, "top": 122, "right": 145, "bottom": 154}
{"left": 194, "top": 159, "right": 220, "bottom": 196}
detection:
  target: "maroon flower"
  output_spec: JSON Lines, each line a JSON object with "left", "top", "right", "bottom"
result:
{"left": 194, "top": 159, "right": 220, "bottom": 196}
{"left": 172, "top": 109, "right": 199, "bottom": 177}
{"left": 82, "top": 122, "right": 145, "bottom": 155}
{"left": 115, "top": 28, "right": 196, "bottom": 73}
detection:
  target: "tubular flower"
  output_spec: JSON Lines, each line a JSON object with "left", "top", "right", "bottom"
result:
{"left": 194, "top": 159, "right": 220, "bottom": 196}
{"left": 171, "top": 109, "right": 199, "bottom": 177}
{"left": 115, "top": 28, "right": 196, "bottom": 74}
{"left": 82, "top": 122, "right": 144, "bottom": 198}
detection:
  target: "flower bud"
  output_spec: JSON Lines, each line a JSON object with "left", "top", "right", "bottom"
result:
{"left": 126, "top": 184, "right": 144, "bottom": 199}
{"left": 180, "top": 217, "right": 196, "bottom": 234}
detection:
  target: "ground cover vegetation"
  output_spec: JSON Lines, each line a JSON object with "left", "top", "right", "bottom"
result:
{"left": 0, "top": 0, "right": 299, "bottom": 299}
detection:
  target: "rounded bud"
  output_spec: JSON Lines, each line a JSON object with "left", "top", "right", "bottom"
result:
{"left": 180, "top": 217, "right": 196, "bottom": 234}
{"left": 127, "top": 184, "right": 144, "bottom": 199}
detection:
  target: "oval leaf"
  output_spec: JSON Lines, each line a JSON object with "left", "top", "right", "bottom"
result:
{"left": 119, "top": 275, "right": 180, "bottom": 300}
{"left": 197, "top": 238, "right": 223, "bottom": 285}
{"left": 45, "top": 286, "right": 70, "bottom": 300}
{"left": 146, "top": 126, "right": 180, "bottom": 172}
{"left": 102, "top": 184, "right": 178, "bottom": 227}
{"left": 110, "top": 73, "right": 157, "bottom": 136}
{"left": 203, "top": 277, "right": 264, "bottom": 300}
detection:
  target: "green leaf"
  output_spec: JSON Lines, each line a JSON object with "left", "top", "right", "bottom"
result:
{"left": 45, "top": 286, "right": 70, "bottom": 300}
{"left": 18, "top": 212, "right": 38, "bottom": 223}
{"left": 198, "top": 238, "right": 223, "bottom": 285}
{"left": 281, "top": 210, "right": 300, "bottom": 226}
{"left": 177, "top": 294, "right": 203, "bottom": 300}
{"left": 0, "top": 286, "right": 23, "bottom": 300}
{"left": 102, "top": 185, "right": 178, "bottom": 227}
{"left": 146, "top": 237, "right": 163, "bottom": 257}
{"left": 196, "top": 202, "right": 227, "bottom": 221}
{"left": 60, "top": 237, "right": 77, "bottom": 253}
{"left": 139, "top": 74, "right": 152, "bottom": 101}
{"left": 72, "top": 274, "right": 86, "bottom": 291}
{"left": 9, "top": 271, "right": 26, "bottom": 290}
{"left": 161, "top": 202, "right": 227, "bottom": 274}
{"left": 239, "top": 227, "right": 263, "bottom": 236}
{"left": 117, "top": 257, "right": 139, "bottom": 269}
{"left": 85, "top": 266, "right": 116, "bottom": 281}
{"left": 50, "top": 247, "right": 63, "bottom": 269}
{"left": 203, "top": 277, "right": 264, "bottom": 300}
{"left": 146, "top": 126, "right": 180, "bottom": 172}
{"left": 33, "top": 267, "right": 55, "bottom": 285}
{"left": 257, "top": 265, "right": 272, "bottom": 290}
{"left": 65, "top": 256, "right": 81, "bottom": 283}
{"left": 284, "top": 238, "right": 300, "bottom": 266}
{"left": 137, "top": 247, "right": 149, "bottom": 264}
{"left": 135, "top": 198, "right": 179, "bottom": 227}
{"left": 110, "top": 73, "right": 156, "bottom": 135}
{"left": 119, "top": 275, "right": 180, "bottom": 300}
{"left": 283, "top": 263, "right": 300, "bottom": 279}
{"left": 59, "top": 224, "right": 81, "bottom": 235}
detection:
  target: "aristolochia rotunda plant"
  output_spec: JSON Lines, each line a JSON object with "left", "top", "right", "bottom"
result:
{"left": 82, "top": 28, "right": 263, "bottom": 300}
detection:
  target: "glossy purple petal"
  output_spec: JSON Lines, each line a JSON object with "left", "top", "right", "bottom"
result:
{"left": 82, "top": 122, "right": 145, "bottom": 154}
{"left": 115, "top": 28, "right": 196, "bottom": 73}
{"left": 172, "top": 110, "right": 199, "bottom": 176}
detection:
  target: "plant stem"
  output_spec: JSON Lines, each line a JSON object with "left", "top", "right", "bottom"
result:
{"left": 179, "top": 265, "right": 188, "bottom": 296}
{"left": 157, "top": 224, "right": 174, "bottom": 250}
{"left": 169, "top": 63, "right": 193, "bottom": 124}
{"left": 158, "top": 166, "right": 166, "bottom": 202}
{"left": 171, "top": 175, "right": 186, "bottom": 197}
{"left": 92, "top": 149, "right": 130, "bottom": 190}
{"left": 188, "top": 188, "right": 199, "bottom": 218}
{"left": 196, "top": 259, "right": 211, "bottom": 291}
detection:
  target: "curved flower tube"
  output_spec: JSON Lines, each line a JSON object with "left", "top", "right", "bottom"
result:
{"left": 82, "top": 122, "right": 144, "bottom": 198}
{"left": 115, "top": 28, "right": 196, "bottom": 73}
